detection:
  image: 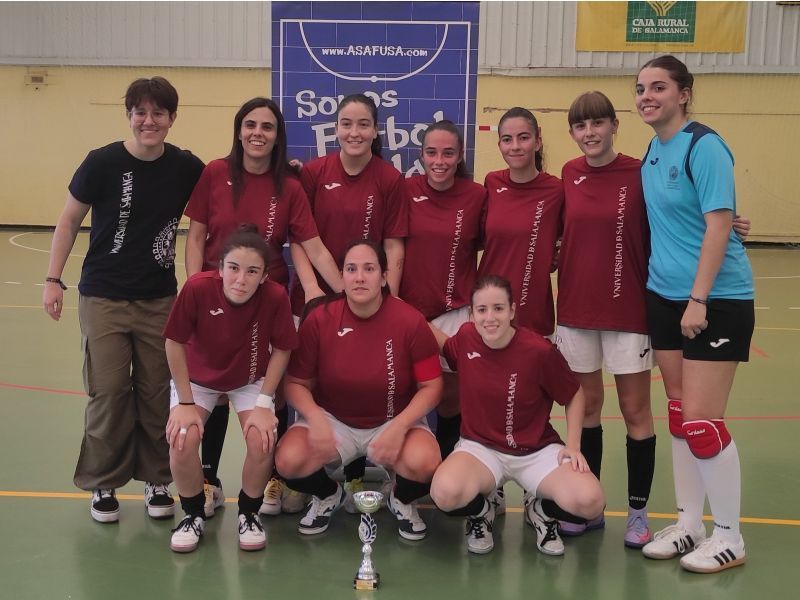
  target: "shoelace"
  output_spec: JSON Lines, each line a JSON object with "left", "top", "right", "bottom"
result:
{"left": 239, "top": 513, "right": 263, "bottom": 534}
{"left": 96, "top": 489, "right": 115, "bottom": 500}
{"left": 151, "top": 483, "right": 170, "bottom": 497}
{"left": 541, "top": 519, "right": 560, "bottom": 544}
{"left": 466, "top": 517, "right": 490, "bottom": 539}
{"left": 172, "top": 516, "right": 202, "bottom": 535}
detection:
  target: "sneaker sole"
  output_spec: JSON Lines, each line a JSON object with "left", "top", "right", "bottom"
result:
{"left": 467, "top": 543, "right": 494, "bottom": 555}
{"left": 147, "top": 505, "right": 175, "bottom": 519}
{"left": 259, "top": 502, "right": 282, "bottom": 516}
{"left": 537, "top": 544, "right": 565, "bottom": 557}
{"left": 90, "top": 508, "right": 120, "bottom": 523}
{"left": 680, "top": 555, "right": 745, "bottom": 574}
{"left": 397, "top": 528, "right": 427, "bottom": 541}
{"left": 642, "top": 547, "right": 683, "bottom": 559}
{"left": 624, "top": 536, "right": 651, "bottom": 549}
{"left": 240, "top": 540, "right": 267, "bottom": 551}
{"left": 298, "top": 523, "right": 331, "bottom": 535}
{"left": 170, "top": 541, "right": 199, "bottom": 553}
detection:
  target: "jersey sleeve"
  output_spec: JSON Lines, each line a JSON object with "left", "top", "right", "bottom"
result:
{"left": 268, "top": 286, "right": 300, "bottom": 351}
{"left": 442, "top": 333, "right": 460, "bottom": 373}
{"left": 689, "top": 135, "right": 736, "bottom": 214}
{"left": 409, "top": 313, "right": 442, "bottom": 381}
{"left": 68, "top": 150, "right": 102, "bottom": 205}
{"left": 287, "top": 308, "right": 321, "bottom": 380}
{"left": 299, "top": 161, "right": 321, "bottom": 211}
{"left": 286, "top": 180, "right": 320, "bottom": 244}
{"left": 183, "top": 163, "right": 214, "bottom": 224}
{"left": 382, "top": 168, "right": 409, "bottom": 239}
{"left": 539, "top": 343, "right": 580, "bottom": 407}
{"left": 163, "top": 277, "right": 200, "bottom": 343}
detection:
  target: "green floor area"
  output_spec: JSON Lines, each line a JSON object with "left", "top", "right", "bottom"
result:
{"left": 1, "top": 232, "right": 798, "bottom": 599}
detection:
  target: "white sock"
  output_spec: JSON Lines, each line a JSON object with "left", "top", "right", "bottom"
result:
{"left": 671, "top": 435, "right": 706, "bottom": 531}
{"left": 695, "top": 440, "right": 741, "bottom": 540}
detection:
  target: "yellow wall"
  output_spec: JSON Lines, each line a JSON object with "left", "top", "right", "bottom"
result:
{"left": 1, "top": 65, "right": 798, "bottom": 240}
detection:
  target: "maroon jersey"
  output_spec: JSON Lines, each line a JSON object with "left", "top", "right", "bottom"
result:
{"left": 164, "top": 271, "right": 298, "bottom": 391}
{"left": 478, "top": 170, "right": 564, "bottom": 336}
{"left": 290, "top": 153, "right": 408, "bottom": 312}
{"left": 557, "top": 154, "right": 649, "bottom": 333}
{"left": 400, "top": 175, "right": 487, "bottom": 319}
{"left": 288, "top": 295, "right": 441, "bottom": 429}
{"left": 185, "top": 159, "right": 318, "bottom": 287}
{"left": 443, "top": 323, "right": 577, "bottom": 455}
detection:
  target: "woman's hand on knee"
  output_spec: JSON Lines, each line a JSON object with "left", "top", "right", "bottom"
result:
{"left": 558, "top": 446, "right": 590, "bottom": 473}
{"left": 243, "top": 407, "right": 279, "bottom": 454}
{"left": 167, "top": 404, "right": 204, "bottom": 451}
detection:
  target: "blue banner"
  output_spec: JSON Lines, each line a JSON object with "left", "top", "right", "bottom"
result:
{"left": 272, "top": 1, "right": 480, "bottom": 176}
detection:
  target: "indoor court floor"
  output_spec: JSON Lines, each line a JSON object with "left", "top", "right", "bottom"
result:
{"left": 1, "top": 230, "right": 798, "bottom": 599}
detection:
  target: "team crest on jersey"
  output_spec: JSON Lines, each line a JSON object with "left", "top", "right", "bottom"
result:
{"left": 153, "top": 218, "right": 179, "bottom": 268}
{"left": 669, "top": 166, "right": 679, "bottom": 180}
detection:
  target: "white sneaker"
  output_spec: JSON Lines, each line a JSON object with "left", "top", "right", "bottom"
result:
{"left": 488, "top": 487, "right": 506, "bottom": 516}
{"left": 281, "top": 488, "right": 310, "bottom": 514}
{"left": 465, "top": 503, "right": 495, "bottom": 554}
{"left": 642, "top": 523, "right": 706, "bottom": 559}
{"left": 260, "top": 477, "right": 283, "bottom": 516}
{"left": 524, "top": 496, "right": 564, "bottom": 556}
{"left": 170, "top": 515, "right": 205, "bottom": 553}
{"left": 144, "top": 482, "right": 175, "bottom": 519}
{"left": 298, "top": 484, "right": 345, "bottom": 535}
{"left": 343, "top": 477, "right": 364, "bottom": 514}
{"left": 679, "top": 534, "right": 745, "bottom": 573}
{"left": 388, "top": 492, "right": 427, "bottom": 540}
{"left": 238, "top": 512, "right": 267, "bottom": 551}
{"left": 203, "top": 481, "right": 225, "bottom": 519}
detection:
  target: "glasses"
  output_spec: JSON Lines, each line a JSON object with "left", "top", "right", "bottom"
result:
{"left": 129, "top": 108, "right": 172, "bottom": 123}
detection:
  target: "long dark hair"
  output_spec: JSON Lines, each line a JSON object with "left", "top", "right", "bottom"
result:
{"left": 498, "top": 107, "right": 544, "bottom": 172}
{"left": 336, "top": 94, "right": 382, "bottom": 157}
{"left": 227, "top": 97, "right": 296, "bottom": 206}
{"left": 218, "top": 223, "right": 273, "bottom": 272}
{"left": 420, "top": 120, "right": 470, "bottom": 179}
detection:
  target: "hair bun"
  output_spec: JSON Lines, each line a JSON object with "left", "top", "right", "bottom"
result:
{"left": 238, "top": 222, "right": 259, "bottom": 235}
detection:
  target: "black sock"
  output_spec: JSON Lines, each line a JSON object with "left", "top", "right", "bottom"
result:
{"left": 179, "top": 492, "right": 206, "bottom": 518}
{"left": 283, "top": 468, "right": 338, "bottom": 498}
{"left": 435, "top": 413, "right": 461, "bottom": 459}
{"left": 344, "top": 456, "right": 367, "bottom": 482}
{"left": 443, "top": 494, "right": 487, "bottom": 517}
{"left": 626, "top": 434, "right": 656, "bottom": 510}
{"left": 270, "top": 404, "right": 290, "bottom": 481}
{"left": 238, "top": 489, "right": 263, "bottom": 515}
{"left": 201, "top": 404, "right": 230, "bottom": 486}
{"left": 581, "top": 425, "right": 603, "bottom": 480}
{"left": 540, "top": 499, "right": 588, "bottom": 525}
{"left": 394, "top": 473, "right": 430, "bottom": 504}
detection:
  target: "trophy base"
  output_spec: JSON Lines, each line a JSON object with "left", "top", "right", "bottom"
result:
{"left": 354, "top": 573, "right": 380, "bottom": 590}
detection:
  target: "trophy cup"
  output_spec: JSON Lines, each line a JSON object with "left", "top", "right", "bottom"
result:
{"left": 353, "top": 490, "right": 383, "bottom": 590}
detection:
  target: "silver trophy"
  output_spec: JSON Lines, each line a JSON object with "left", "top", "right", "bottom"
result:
{"left": 353, "top": 490, "right": 383, "bottom": 590}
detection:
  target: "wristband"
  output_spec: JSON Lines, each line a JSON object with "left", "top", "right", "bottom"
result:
{"left": 689, "top": 295, "right": 708, "bottom": 305}
{"left": 45, "top": 277, "right": 67, "bottom": 290}
{"left": 178, "top": 401, "right": 195, "bottom": 406}
{"left": 256, "top": 393, "right": 275, "bottom": 411}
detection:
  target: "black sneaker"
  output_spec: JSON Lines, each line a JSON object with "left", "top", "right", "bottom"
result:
{"left": 297, "top": 484, "right": 345, "bottom": 535}
{"left": 90, "top": 489, "right": 120, "bottom": 523}
{"left": 144, "top": 482, "right": 175, "bottom": 519}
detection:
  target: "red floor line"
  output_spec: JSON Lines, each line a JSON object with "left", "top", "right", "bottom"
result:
{"left": 750, "top": 343, "right": 770, "bottom": 358}
{"left": 0, "top": 382, "right": 85, "bottom": 396}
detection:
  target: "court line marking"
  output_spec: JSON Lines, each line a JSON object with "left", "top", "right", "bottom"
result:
{"left": 0, "top": 382, "right": 85, "bottom": 396}
{"left": 0, "top": 491, "right": 796, "bottom": 526}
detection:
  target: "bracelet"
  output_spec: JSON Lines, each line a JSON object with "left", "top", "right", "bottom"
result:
{"left": 689, "top": 295, "right": 709, "bottom": 305}
{"left": 45, "top": 277, "right": 67, "bottom": 290}
{"left": 178, "top": 401, "right": 195, "bottom": 406}
{"left": 255, "top": 393, "right": 275, "bottom": 411}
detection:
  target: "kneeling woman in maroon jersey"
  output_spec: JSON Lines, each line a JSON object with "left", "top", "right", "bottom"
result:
{"left": 164, "top": 224, "right": 298, "bottom": 553}
{"left": 275, "top": 239, "right": 443, "bottom": 541}
{"left": 430, "top": 275, "right": 604, "bottom": 555}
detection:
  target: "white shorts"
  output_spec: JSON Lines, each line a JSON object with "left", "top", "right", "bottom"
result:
{"left": 291, "top": 409, "right": 433, "bottom": 467}
{"left": 169, "top": 378, "right": 264, "bottom": 414}
{"left": 431, "top": 305, "right": 470, "bottom": 372}
{"left": 555, "top": 326, "right": 654, "bottom": 374}
{"left": 453, "top": 438, "right": 564, "bottom": 497}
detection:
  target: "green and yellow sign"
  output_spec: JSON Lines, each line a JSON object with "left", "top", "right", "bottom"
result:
{"left": 577, "top": 1, "right": 746, "bottom": 52}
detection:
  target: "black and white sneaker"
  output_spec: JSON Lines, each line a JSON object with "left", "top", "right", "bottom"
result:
{"left": 524, "top": 496, "right": 564, "bottom": 556}
{"left": 298, "top": 484, "right": 345, "bottom": 535}
{"left": 465, "top": 502, "right": 495, "bottom": 554}
{"left": 144, "top": 482, "right": 175, "bottom": 519}
{"left": 388, "top": 492, "right": 427, "bottom": 540}
{"left": 488, "top": 487, "right": 506, "bottom": 516}
{"left": 238, "top": 512, "right": 267, "bottom": 551}
{"left": 170, "top": 515, "right": 205, "bottom": 553}
{"left": 90, "top": 489, "right": 120, "bottom": 523}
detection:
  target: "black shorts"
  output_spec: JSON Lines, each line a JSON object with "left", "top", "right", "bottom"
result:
{"left": 646, "top": 290, "right": 754, "bottom": 362}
